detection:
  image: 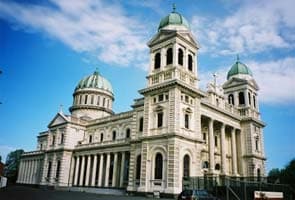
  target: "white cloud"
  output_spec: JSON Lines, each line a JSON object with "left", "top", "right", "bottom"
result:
{"left": 200, "top": 57, "right": 295, "bottom": 105}
{"left": 191, "top": 0, "right": 295, "bottom": 55}
{"left": 0, "top": 0, "right": 149, "bottom": 68}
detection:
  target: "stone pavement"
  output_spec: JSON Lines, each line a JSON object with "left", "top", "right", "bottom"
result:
{"left": 0, "top": 185, "right": 175, "bottom": 200}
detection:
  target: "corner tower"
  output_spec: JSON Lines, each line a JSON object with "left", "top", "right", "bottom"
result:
{"left": 69, "top": 70, "right": 114, "bottom": 120}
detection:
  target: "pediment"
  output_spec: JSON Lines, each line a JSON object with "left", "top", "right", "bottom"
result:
{"left": 223, "top": 77, "right": 259, "bottom": 90}
{"left": 48, "top": 113, "right": 69, "bottom": 127}
{"left": 148, "top": 31, "right": 198, "bottom": 48}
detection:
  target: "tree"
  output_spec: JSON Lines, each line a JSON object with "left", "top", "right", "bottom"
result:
{"left": 268, "top": 158, "right": 295, "bottom": 190}
{"left": 0, "top": 155, "right": 2, "bottom": 163}
{"left": 4, "top": 149, "right": 24, "bottom": 184}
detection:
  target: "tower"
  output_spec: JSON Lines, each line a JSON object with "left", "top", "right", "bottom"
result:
{"left": 223, "top": 56, "right": 266, "bottom": 177}
{"left": 69, "top": 70, "right": 114, "bottom": 120}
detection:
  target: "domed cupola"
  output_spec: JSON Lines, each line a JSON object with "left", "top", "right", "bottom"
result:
{"left": 158, "top": 4, "right": 190, "bottom": 31}
{"left": 70, "top": 69, "right": 114, "bottom": 120}
{"left": 227, "top": 55, "right": 253, "bottom": 80}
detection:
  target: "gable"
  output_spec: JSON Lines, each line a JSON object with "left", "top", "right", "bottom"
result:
{"left": 48, "top": 113, "right": 68, "bottom": 127}
{"left": 223, "top": 77, "right": 259, "bottom": 90}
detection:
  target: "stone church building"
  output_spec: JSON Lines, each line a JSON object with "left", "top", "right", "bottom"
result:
{"left": 17, "top": 8, "right": 266, "bottom": 196}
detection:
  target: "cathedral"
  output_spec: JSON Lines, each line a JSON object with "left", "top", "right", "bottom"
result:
{"left": 17, "top": 8, "right": 266, "bottom": 196}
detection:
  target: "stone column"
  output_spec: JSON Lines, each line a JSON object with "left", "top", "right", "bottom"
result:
{"left": 17, "top": 161, "right": 23, "bottom": 183}
{"left": 85, "top": 155, "right": 91, "bottom": 186}
{"left": 23, "top": 161, "right": 27, "bottom": 183}
{"left": 220, "top": 123, "right": 227, "bottom": 174}
{"left": 79, "top": 156, "right": 85, "bottom": 186}
{"left": 31, "top": 160, "right": 35, "bottom": 184}
{"left": 231, "top": 128, "right": 238, "bottom": 175}
{"left": 119, "top": 152, "right": 125, "bottom": 187}
{"left": 208, "top": 118, "right": 215, "bottom": 173}
{"left": 112, "top": 153, "right": 118, "bottom": 187}
{"left": 98, "top": 154, "right": 104, "bottom": 187}
{"left": 104, "top": 153, "right": 111, "bottom": 187}
{"left": 27, "top": 160, "right": 32, "bottom": 184}
{"left": 91, "top": 154, "right": 98, "bottom": 186}
{"left": 74, "top": 156, "right": 80, "bottom": 186}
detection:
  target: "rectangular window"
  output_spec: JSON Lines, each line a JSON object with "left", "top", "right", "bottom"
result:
{"left": 203, "top": 133, "right": 206, "bottom": 143}
{"left": 139, "top": 117, "right": 144, "bottom": 132}
{"left": 56, "top": 160, "right": 61, "bottom": 179}
{"left": 47, "top": 161, "right": 52, "bottom": 178}
{"left": 97, "top": 96, "right": 100, "bottom": 105}
{"left": 91, "top": 95, "right": 94, "bottom": 104}
{"left": 84, "top": 95, "right": 88, "bottom": 104}
{"left": 89, "top": 135, "right": 93, "bottom": 143}
{"left": 52, "top": 135, "right": 55, "bottom": 146}
{"left": 158, "top": 94, "right": 164, "bottom": 102}
{"left": 185, "top": 95, "right": 189, "bottom": 103}
{"left": 60, "top": 133, "right": 64, "bottom": 144}
{"left": 157, "top": 112, "right": 163, "bottom": 128}
{"left": 79, "top": 95, "right": 82, "bottom": 104}
{"left": 255, "top": 138, "right": 259, "bottom": 151}
{"left": 165, "top": 94, "right": 169, "bottom": 100}
{"left": 214, "top": 135, "right": 218, "bottom": 147}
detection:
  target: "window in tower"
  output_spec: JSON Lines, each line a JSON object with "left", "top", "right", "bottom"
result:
{"left": 188, "top": 54, "right": 193, "bottom": 71}
{"left": 184, "top": 113, "right": 189, "bottom": 129}
{"left": 165, "top": 94, "right": 169, "bottom": 100}
{"left": 84, "top": 95, "right": 88, "bottom": 104}
{"left": 253, "top": 95, "right": 256, "bottom": 108}
{"left": 139, "top": 117, "right": 144, "bottom": 132}
{"left": 215, "top": 163, "right": 220, "bottom": 170}
{"left": 203, "top": 133, "right": 207, "bottom": 143}
{"left": 103, "top": 98, "right": 105, "bottom": 107}
{"left": 238, "top": 92, "right": 245, "bottom": 105}
{"left": 255, "top": 137, "right": 259, "bottom": 151}
{"left": 157, "top": 112, "right": 163, "bottom": 128}
{"left": 154, "top": 153, "right": 163, "bottom": 179}
{"left": 60, "top": 133, "right": 64, "bottom": 144}
{"left": 154, "top": 52, "right": 161, "bottom": 69}
{"left": 248, "top": 92, "right": 251, "bottom": 105}
{"left": 91, "top": 95, "right": 94, "bottom": 104}
{"left": 52, "top": 135, "right": 55, "bottom": 146}
{"left": 166, "top": 48, "right": 173, "bottom": 65}
{"left": 185, "top": 95, "right": 189, "bottom": 103}
{"left": 178, "top": 49, "right": 183, "bottom": 66}
{"left": 228, "top": 94, "right": 234, "bottom": 105}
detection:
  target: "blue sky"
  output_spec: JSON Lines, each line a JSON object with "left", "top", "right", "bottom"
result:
{"left": 0, "top": 0, "right": 294, "bottom": 172}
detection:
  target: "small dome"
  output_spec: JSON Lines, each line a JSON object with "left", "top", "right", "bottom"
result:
{"left": 227, "top": 57, "right": 253, "bottom": 80}
{"left": 158, "top": 6, "right": 190, "bottom": 31}
{"left": 75, "top": 70, "right": 113, "bottom": 94}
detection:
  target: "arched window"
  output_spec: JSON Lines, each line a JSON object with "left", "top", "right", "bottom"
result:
{"left": 184, "top": 113, "right": 189, "bottom": 129}
{"left": 100, "top": 133, "right": 104, "bottom": 142}
{"left": 178, "top": 49, "right": 183, "bottom": 66}
{"left": 154, "top": 52, "right": 161, "bottom": 69}
{"left": 112, "top": 131, "right": 116, "bottom": 141}
{"left": 154, "top": 153, "right": 163, "bottom": 179}
{"left": 166, "top": 48, "right": 173, "bottom": 65}
{"left": 157, "top": 112, "right": 163, "bottom": 128}
{"left": 188, "top": 55, "right": 193, "bottom": 71}
{"left": 253, "top": 95, "right": 256, "bottom": 108}
{"left": 183, "top": 155, "right": 190, "bottom": 178}
{"left": 215, "top": 163, "right": 220, "bottom": 170}
{"left": 239, "top": 92, "right": 245, "bottom": 105}
{"left": 139, "top": 117, "right": 144, "bottom": 132}
{"left": 136, "top": 155, "right": 141, "bottom": 180}
{"left": 202, "top": 161, "right": 209, "bottom": 169}
{"left": 257, "top": 168, "right": 261, "bottom": 181}
{"left": 248, "top": 92, "right": 251, "bottom": 105}
{"left": 228, "top": 94, "right": 235, "bottom": 105}
{"left": 126, "top": 128, "right": 130, "bottom": 138}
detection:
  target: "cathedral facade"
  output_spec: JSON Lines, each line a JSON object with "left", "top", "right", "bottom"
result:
{"left": 16, "top": 9, "right": 266, "bottom": 196}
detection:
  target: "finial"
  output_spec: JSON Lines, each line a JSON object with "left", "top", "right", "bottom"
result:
{"left": 213, "top": 72, "right": 218, "bottom": 88}
{"left": 237, "top": 54, "right": 240, "bottom": 61}
{"left": 59, "top": 104, "right": 63, "bottom": 114}
{"left": 172, "top": 3, "right": 176, "bottom": 12}
{"left": 94, "top": 67, "right": 100, "bottom": 75}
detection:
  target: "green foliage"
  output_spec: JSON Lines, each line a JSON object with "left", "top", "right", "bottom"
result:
{"left": 4, "top": 149, "right": 24, "bottom": 183}
{"left": 268, "top": 158, "right": 295, "bottom": 190}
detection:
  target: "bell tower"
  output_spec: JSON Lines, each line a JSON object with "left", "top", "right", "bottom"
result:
{"left": 146, "top": 6, "right": 199, "bottom": 89}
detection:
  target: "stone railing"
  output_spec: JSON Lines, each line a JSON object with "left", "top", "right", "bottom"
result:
{"left": 76, "top": 138, "right": 130, "bottom": 149}
{"left": 22, "top": 150, "right": 44, "bottom": 157}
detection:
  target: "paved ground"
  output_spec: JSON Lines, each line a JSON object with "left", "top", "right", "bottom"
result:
{"left": 0, "top": 185, "right": 174, "bottom": 200}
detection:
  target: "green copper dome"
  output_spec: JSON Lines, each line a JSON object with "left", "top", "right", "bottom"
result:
{"left": 75, "top": 70, "right": 113, "bottom": 93}
{"left": 158, "top": 6, "right": 190, "bottom": 31}
{"left": 227, "top": 56, "right": 253, "bottom": 80}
